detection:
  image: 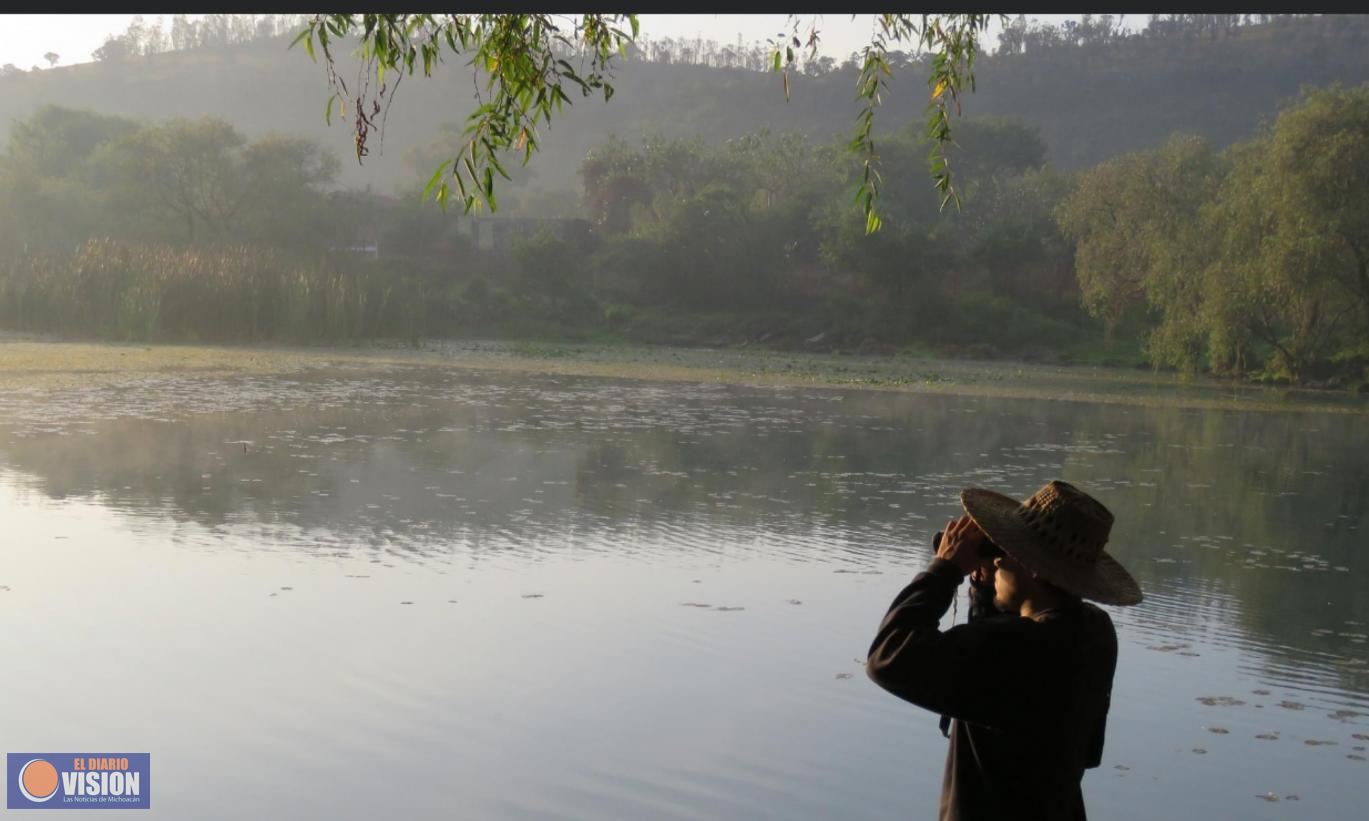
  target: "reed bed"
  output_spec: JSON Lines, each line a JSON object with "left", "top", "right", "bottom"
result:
{"left": 0, "top": 239, "right": 426, "bottom": 342}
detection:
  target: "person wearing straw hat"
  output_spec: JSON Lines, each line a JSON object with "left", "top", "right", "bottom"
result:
{"left": 866, "top": 480, "right": 1142, "bottom": 821}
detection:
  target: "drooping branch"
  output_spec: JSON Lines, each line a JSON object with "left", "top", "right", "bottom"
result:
{"left": 294, "top": 13, "right": 1001, "bottom": 234}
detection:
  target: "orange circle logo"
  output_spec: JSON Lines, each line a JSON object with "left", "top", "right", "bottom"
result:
{"left": 18, "top": 759, "right": 59, "bottom": 802}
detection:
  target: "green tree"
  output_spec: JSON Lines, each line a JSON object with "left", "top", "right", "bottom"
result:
{"left": 92, "top": 35, "right": 133, "bottom": 63}
{"left": 1057, "top": 83, "right": 1369, "bottom": 382}
{"left": 6, "top": 105, "right": 139, "bottom": 178}
{"left": 237, "top": 135, "right": 342, "bottom": 250}
{"left": 102, "top": 119, "right": 340, "bottom": 247}
{"left": 107, "top": 117, "right": 250, "bottom": 242}
{"left": 1055, "top": 134, "right": 1225, "bottom": 342}
{"left": 579, "top": 137, "right": 662, "bottom": 233}
{"left": 1195, "top": 149, "right": 1347, "bottom": 380}
{"left": 964, "top": 168, "right": 1077, "bottom": 305}
{"left": 0, "top": 106, "right": 140, "bottom": 252}
{"left": 512, "top": 230, "right": 592, "bottom": 318}
{"left": 576, "top": 131, "right": 838, "bottom": 310}
{"left": 942, "top": 116, "right": 1048, "bottom": 191}
{"left": 1258, "top": 84, "right": 1369, "bottom": 328}
{"left": 1190, "top": 88, "right": 1369, "bottom": 381}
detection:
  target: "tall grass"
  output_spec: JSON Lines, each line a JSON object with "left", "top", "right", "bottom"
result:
{"left": 0, "top": 239, "right": 426, "bottom": 342}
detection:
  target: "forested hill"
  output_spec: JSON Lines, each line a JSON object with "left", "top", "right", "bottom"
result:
{"left": 3, "top": 14, "right": 1368, "bottom": 195}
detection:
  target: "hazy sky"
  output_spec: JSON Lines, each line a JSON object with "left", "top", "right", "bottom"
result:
{"left": 0, "top": 14, "right": 1129, "bottom": 71}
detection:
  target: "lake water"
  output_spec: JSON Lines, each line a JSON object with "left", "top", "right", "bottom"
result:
{"left": 2, "top": 362, "right": 1366, "bottom": 818}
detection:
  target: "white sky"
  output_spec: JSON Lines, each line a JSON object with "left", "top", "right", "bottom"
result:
{"left": 0, "top": 14, "right": 1139, "bottom": 71}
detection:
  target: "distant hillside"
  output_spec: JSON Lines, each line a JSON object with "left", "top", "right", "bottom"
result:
{"left": 975, "top": 15, "right": 1369, "bottom": 168}
{"left": 4, "top": 15, "right": 1369, "bottom": 197}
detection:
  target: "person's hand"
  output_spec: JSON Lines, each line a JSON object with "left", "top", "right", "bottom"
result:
{"left": 936, "top": 514, "right": 991, "bottom": 576}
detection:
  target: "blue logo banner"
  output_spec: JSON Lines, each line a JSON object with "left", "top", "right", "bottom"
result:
{"left": 7, "top": 754, "right": 150, "bottom": 809}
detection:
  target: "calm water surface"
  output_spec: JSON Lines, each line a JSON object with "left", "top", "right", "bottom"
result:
{"left": 1, "top": 364, "right": 1366, "bottom": 819}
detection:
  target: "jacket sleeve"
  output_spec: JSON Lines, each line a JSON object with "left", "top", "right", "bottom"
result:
{"left": 939, "top": 569, "right": 1001, "bottom": 736}
{"left": 866, "top": 559, "right": 1050, "bottom": 733}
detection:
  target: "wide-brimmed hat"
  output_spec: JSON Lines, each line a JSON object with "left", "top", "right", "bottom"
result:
{"left": 960, "top": 480, "right": 1143, "bottom": 606}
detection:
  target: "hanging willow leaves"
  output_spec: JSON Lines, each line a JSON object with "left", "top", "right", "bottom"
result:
{"left": 294, "top": 13, "right": 1001, "bottom": 232}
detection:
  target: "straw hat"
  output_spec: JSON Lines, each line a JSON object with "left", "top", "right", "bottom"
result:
{"left": 960, "top": 480, "right": 1143, "bottom": 606}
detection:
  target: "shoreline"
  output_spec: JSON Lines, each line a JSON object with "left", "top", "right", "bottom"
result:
{"left": 1, "top": 336, "right": 1364, "bottom": 415}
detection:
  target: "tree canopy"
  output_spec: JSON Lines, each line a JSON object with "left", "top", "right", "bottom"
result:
{"left": 1057, "top": 84, "right": 1369, "bottom": 382}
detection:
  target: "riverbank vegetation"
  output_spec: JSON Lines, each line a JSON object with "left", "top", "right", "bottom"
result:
{"left": 1, "top": 14, "right": 1367, "bottom": 389}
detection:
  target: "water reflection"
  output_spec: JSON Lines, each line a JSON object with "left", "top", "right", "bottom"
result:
{"left": 2, "top": 365, "right": 1367, "bottom": 816}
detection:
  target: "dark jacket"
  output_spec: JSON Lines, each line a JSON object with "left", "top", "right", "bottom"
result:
{"left": 867, "top": 558, "right": 1118, "bottom": 821}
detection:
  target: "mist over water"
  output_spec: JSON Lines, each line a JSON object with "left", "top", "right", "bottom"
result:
{"left": 1, "top": 363, "right": 1365, "bottom": 819}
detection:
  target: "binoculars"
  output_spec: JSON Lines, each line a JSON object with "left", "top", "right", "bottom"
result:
{"left": 933, "top": 530, "right": 1005, "bottom": 561}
